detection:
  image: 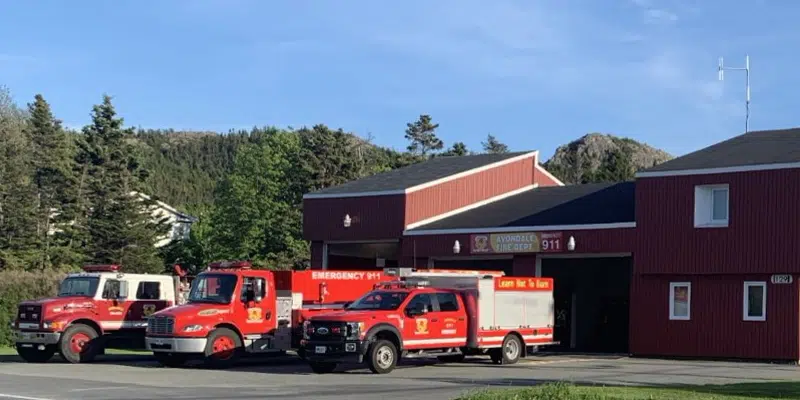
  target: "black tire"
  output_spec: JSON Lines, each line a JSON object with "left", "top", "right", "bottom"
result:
{"left": 437, "top": 353, "right": 466, "bottom": 363}
{"left": 58, "top": 324, "right": 100, "bottom": 364}
{"left": 366, "top": 339, "right": 398, "bottom": 374}
{"left": 154, "top": 352, "right": 189, "bottom": 368}
{"left": 490, "top": 334, "right": 522, "bottom": 365}
{"left": 202, "top": 327, "right": 242, "bottom": 369}
{"left": 16, "top": 345, "right": 55, "bottom": 363}
{"left": 309, "top": 361, "right": 337, "bottom": 374}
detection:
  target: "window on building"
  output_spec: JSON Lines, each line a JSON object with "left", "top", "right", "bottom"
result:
{"left": 694, "top": 184, "right": 729, "bottom": 227}
{"left": 743, "top": 281, "right": 767, "bottom": 321}
{"left": 669, "top": 282, "right": 691, "bottom": 320}
{"left": 435, "top": 292, "right": 460, "bottom": 312}
{"left": 136, "top": 281, "right": 161, "bottom": 300}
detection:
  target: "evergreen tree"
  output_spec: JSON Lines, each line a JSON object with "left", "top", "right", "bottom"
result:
{"left": 24, "top": 94, "right": 76, "bottom": 268}
{"left": 404, "top": 114, "right": 443, "bottom": 157}
{"left": 482, "top": 134, "right": 509, "bottom": 154}
{"left": 75, "top": 95, "right": 170, "bottom": 273}
{"left": 442, "top": 142, "right": 470, "bottom": 156}
{"left": 0, "top": 86, "right": 38, "bottom": 269}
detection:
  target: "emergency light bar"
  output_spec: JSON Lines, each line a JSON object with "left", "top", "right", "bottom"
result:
{"left": 208, "top": 260, "right": 252, "bottom": 270}
{"left": 383, "top": 267, "right": 503, "bottom": 278}
{"left": 82, "top": 264, "right": 120, "bottom": 272}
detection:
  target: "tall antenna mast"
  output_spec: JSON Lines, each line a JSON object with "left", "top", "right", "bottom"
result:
{"left": 718, "top": 55, "right": 751, "bottom": 133}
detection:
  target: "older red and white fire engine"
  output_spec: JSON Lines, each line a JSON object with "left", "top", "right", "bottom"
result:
{"left": 301, "top": 267, "right": 557, "bottom": 374}
{"left": 144, "top": 260, "right": 390, "bottom": 368}
{"left": 12, "top": 264, "right": 188, "bottom": 363}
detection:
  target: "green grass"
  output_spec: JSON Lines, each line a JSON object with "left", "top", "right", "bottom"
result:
{"left": 0, "top": 346, "right": 148, "bottom": 357}
{"left": 456, "top": 382, "right": 800, "bottom": 400}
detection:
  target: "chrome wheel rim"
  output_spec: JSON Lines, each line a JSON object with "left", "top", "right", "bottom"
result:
{"left": 504, "top": 339, "right": 520, "bottom": 360}
{"left": 376, "top": 345, "right": 394, "bottom": 369}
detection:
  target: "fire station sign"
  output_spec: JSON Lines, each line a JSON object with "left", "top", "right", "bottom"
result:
{"left": 470, "top": 232, "right": 563, "bottom": 254}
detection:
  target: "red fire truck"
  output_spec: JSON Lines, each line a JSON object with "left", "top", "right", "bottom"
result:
{"left": 12, "top": 264, "right": 187, "bottom": 364}
{"left": 301, "top": 267, "right": 557, "bottom": 374}
{"left": 144, "top": 260, "right": 390, "bottom": 368}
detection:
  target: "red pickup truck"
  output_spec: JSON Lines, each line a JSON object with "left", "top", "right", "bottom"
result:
{"left": 301, "top": 268, "right": 557, "bottom": 374}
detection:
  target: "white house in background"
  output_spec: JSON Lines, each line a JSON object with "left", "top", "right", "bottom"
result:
{"left": 47, "top": 192, "right": 199, "bottom": 248}
{"left": 131, "top": 192, "right": 199, "bottom": 247}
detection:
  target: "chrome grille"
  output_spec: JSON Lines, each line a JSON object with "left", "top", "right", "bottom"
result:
{"left": 310, "top": 321, "right": 347, "bottom": 343}
{"left": 18, "top": 305, "right": 42, "bottom": 323}
{"left": 147, "top": 316, "right": 174, "bottom": 335}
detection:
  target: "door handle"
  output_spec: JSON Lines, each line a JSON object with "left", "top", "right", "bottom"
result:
{"left": 457, "top": 317, "right": 465, "bottom": 321}
{"left": 431, "top": 318, "right": 439, "bottom": 322}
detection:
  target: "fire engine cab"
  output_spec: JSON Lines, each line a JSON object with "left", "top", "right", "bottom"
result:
{"left": 301, "top": 267, "right": 557, "bottom": 374}
{"left": 12, "top": 264, "right": 182, "bottom": 363}
{"left": 144, "top": 260, "right": 390, "bottom": 368}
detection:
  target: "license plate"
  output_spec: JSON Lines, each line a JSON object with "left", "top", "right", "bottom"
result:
{"left": 315, "top": 346, "right": 326, "bottom": 354}
{"left": 19, "top": 333, "right": 33, "bottom": 340}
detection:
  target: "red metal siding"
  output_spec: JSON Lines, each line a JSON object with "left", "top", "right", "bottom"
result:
{"left": 636, "top": 169, "right": 800, "bottom": 275}
{"left": 534, "top": 166, "right": 562, "bottom": 187}
{"left": 630, "top": 274, "right": 799, "bottom": 361}
{"left": 303, "top": 195, "right": 406, "bottom": 241}
{"left": 404, "top": 157, "right": 536, "bottom": 226}
{"left": 401, "top": 228, "right": 635, "bottom": 258}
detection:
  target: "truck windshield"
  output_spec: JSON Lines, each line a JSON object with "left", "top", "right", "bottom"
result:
{"left": 346, "top": 291, "right": 409, "bottom": 311}
{"left": 58, "top": 277, "right": 100, "bottom": 297}
{"left": 188, "top": 274, "right": 237, "bottom": 304}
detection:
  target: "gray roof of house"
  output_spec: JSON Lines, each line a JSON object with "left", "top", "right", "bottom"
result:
{"left": 407, "top": 181, "right": 635, "bottom": 231}
{"left": 305, "top": 151, "right": 534, "bottom": 196}
{"left": 641, "top": 128, "right": 800, "bottom": 173}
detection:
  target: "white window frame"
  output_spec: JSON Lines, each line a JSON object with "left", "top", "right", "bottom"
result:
{"left": 669, "top": 282, "right": 691, "bottom": 320}
{"left": 694, "top": 184, "right": 729, "bottom": 228}
{"left": 743, "top": 281, "right": 767, "bottom": 322}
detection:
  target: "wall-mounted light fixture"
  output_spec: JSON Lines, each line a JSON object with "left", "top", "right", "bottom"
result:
{"left": 453, "top": 240, "right": 461, "bottom": 254}
{"left": 567, "top": 236, "right": 576, "bottom": 251}
{"left": 343, "top": 214, "right": 352, "bottom": 228}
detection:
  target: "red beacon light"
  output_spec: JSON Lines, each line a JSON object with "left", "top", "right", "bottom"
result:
{"left": 82, "top": 264, "right": 121, "bottom": 273}
{"left": 208, "top": 260, "right": 252, "bottom": 270}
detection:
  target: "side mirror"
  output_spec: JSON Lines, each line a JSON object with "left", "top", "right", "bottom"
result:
{"left": 407, "top": 304, "right": 426, "bottom": 317}
{"left": 254, "top": 280, "right": 264, "bottom": 303}
{"left": 118, "top": 282, "right": 129, "bottom": 300}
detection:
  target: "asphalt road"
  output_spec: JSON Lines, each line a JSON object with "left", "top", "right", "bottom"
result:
{"left": 0, "top": 352, "right": 799, "bottom": 400}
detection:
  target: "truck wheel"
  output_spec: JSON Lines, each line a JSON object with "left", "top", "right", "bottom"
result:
{"left": 490, "top": 334, "right": 522, "bottom": 365}
{"left": 437, "top": 354, "right": 466, "bottom": 363}
{"left": 308, "top": 361, "right": 337, "bottom": 374}
{"left": 154, "top": 352, "right": 189, "bottom": 368}
{"left": 202, "top": 327, "right": 241, "bottom": 369}
{"left": 59, "top": 324, "right": 100, "bottom": 364}
{"left": 366, "top": 339, "right": 398, "bottom": 374}
{"left": 16, "top": 345, "right": 55, "bottom": 363}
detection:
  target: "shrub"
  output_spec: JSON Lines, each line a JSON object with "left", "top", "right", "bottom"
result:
{"left": 0, "top": 269, "right": 66, "bottom": 347}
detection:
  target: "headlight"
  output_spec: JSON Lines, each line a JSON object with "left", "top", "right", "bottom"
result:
{"left": 346, "top": 322, "right": 364, "bottom": 338}
{"left": 183, "top": 325, "right": 204, "bottom": 332}
{"left": 302, "top": 320, "right": 311, "bottom": 339}
{"left": 42, "top": 321, "right": 65, "bottom": 330}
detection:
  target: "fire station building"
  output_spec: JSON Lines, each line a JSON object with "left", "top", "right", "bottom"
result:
{"left": 302, "top": 128, "right": 800, "bottom": 362}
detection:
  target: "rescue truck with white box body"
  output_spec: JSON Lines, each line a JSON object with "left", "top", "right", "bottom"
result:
{"left": 301, "top": 267, "right": 557, "bottom": 374}
{"left": 144, "top": 260, "right": 391, "bottom": 368}
{"left": 11, "top": 264, "right": 188, "bottom": 363}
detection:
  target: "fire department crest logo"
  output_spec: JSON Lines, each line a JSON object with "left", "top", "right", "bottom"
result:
{"left": 415, "top": 318, "right": 428, "bottom": 334}
{"left": 247, "top": 308, "right": 262, "bottom": 322}
{"left": 472, "top": 235, "right": 489, "bottom": 253}
{"left": 142, "top": 304, "right": 156, "bottom": 317}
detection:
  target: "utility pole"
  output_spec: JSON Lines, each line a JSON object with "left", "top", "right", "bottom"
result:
{"left": 718, "top": 55, "right": 751, "bottom": 133}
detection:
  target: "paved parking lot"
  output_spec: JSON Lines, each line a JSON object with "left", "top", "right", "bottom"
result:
{"left": 0, "top": 353, "right": 798, "bottom": 400}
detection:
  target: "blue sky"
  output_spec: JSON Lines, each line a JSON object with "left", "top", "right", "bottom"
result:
{"left": 1, "top": 0, "right": 798, "bottom": 160}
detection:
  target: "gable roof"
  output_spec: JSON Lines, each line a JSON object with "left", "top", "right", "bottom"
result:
{"left": 303, "top": 151, "right": 537, "bottom": 199}
{"left": 405, "top": 181, "right": 635, "bottom": 235}
{"left": 637, "top": 127, "right": 800, "bottom": 177}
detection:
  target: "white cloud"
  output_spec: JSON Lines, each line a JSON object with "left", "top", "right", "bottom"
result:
{"left": 630, "top": 0, "right": 679, "bottom": 24}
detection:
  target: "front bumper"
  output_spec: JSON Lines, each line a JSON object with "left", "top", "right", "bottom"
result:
{"left": 145, "top": 336, "right": 207, "bottom": 353}
{"left": 13, "top": 329, "right": 61, "bottom": 345}
{"left": 303, "top": 339, "right": 368, "bottom": 363}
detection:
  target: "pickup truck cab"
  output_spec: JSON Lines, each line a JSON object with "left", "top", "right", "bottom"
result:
{"left": 12, "top": 264, "right": 181, "bottom": 363}
{"left": 302, "top": 268, "right": 557, "bottom": 374}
